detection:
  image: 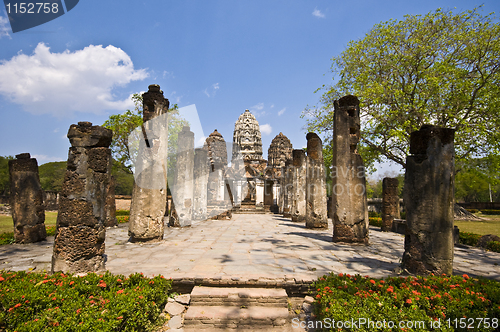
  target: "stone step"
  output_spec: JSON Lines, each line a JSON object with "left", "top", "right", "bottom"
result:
{"left": 190, "top": 286, "right": 288, "bottom": 307}
{"left": 183, "top": 305, "right": 289, "bottom": 330}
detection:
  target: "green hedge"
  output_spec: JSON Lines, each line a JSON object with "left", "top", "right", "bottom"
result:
{"left": 312, "top": 273, "right": 500, "bottom": 331}
{"left": 459, "top": 232, "right": 482, "bottom": 246}
{"left": 466, "top": 208, "right": 479, "bottom": 213}
{"left": 368, "top": 217, "right": 382, "bottom": 227}
{"left": 480, "top": 209, "right": 500, "bottom": 215}
{"left": 0, "top": 271, "right": 172, "bottom": 331}
{"left": 487, "top": 241, "right": 500, "bottom": 252}
{"left": 115, "top": 210, "right": 130, "bottom": 216}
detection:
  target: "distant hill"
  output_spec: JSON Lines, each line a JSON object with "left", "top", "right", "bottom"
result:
{"left": 36, "top": 159, "right": 134, "bottom": 195}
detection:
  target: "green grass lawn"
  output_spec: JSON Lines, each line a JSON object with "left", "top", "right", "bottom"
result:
{"left": 0, "top": 212, "right": 57, "bottom": 234}
{"left": 455, "top": 213, "right": 500, "bottom": 237}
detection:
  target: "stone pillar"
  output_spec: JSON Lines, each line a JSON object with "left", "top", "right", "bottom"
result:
{"left": 291, "top": 149, "right": 306, "bottom": 222}
{"left": 52, "top": 122, "right": 112, "bottom": 273}
{"left": 104, "top": 176, "right": 118, "bottom": 227}
{"left": 193, "top": 148, "right": 209, "bottom": 220}
{"left": 305, "top": 133, "right": 328, "bottom": 229}
{"left": 169, "top": 126, "right": 195, "bottom": 227}
{"left": 9, "top": 153, "right": 46, "bottom": 243}
{"left": 402, "top": 125, "right": 455, "bottom": 275}
{"left": 381, "top": 177, "right": 400, "bottom": 232}
{"left": 282, "top": 161, "right": 293, "bottom": 218}
{"left": 332, "top": 95, "right": 369, "bottom": 243}
{"left": 129, "top": 84, "right": 169, "bottom": 241}
{"left": 255, "top": 179, "right": 264, "bottom": 206}
{"left": 264, "top": 180, "right": 274, "bottom": 207}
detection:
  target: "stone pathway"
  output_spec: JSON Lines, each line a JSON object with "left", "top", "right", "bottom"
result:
{"left": 1, "top": 213, "right": 499, "bottom": 281}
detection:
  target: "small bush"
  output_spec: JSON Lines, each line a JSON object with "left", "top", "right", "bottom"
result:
{"left": 116, "top": 216, "right": 129, "bottom": 224}
{"left": 0, "top": 271, "right": 172, "bottom": 331}
{"left": 399, "top": 211, "right": 406, "bottom": 219}
{"left": 480, "top": 209, "right": 500, "bottom": 215}
{"left": 459, "top": 232, "right": 482, "bottom": 246}
{"left": 466, "top": 208, "right": 479, "bottom": 213}
{"left": 115, "top": 210, "right": 130, "bottom": 216}
{"left": 487, "top": 241, "right": 500, "bottom": 253}
{"left": 312, "top": 273, "right": 500, "bottom": 331}
{"left": 368, "top": 211, "right": 380, "bottom": 218}
{"left": 368, "top": 217, "right": 382, "bottom": 227}
{"left": 0, "top": 232, "right": 14, "bottom": 245}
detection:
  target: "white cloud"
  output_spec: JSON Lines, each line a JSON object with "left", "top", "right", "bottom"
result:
{"left": 0, "top": 14, "right": 11, "bottom": 39}
{"left": 0, "top": 42, "right": 148, "bottom": 116}
{"left": 278, "top": 108, "right": 286, "bottom": 116}
{"left": 203, "top": 83, "right": 219, "bottom": 97}
{"left": 163, "top": 70, "right": 174, "bottom": 79}
{"left": 169, "top": 91, "right": 183, "bottom": 104}
{"left": 260, "top": 124, "right": 272, "bottom": 135}
{"left": 312, "top": 8, "right": 325, "bottom": 18}
{"left": 32, "top": 154, "right": 65, "bottom": 163}
{"left": 251, "top": 102, "right": 264, "bottom": 111}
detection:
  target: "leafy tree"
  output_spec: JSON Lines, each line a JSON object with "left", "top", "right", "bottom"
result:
{"left": 455, "top": 156, "right": 500, "bottom": 202}
{"left": 103, "top": 93, "right": 189, "bottom": 180}
{"left": 0, "top": 156, "right": 14, "bottom": 195}
{"left": 39, "top": 161, "right": 67, "bottom": 192}
{"left": 111, "top": 160, "right": 134, "bottom": 195}
{"left": 103, "top": 94, "right": 143, "bottom": 173}
{"left": 303, "top": 7, "right": 500, "bottom": 172}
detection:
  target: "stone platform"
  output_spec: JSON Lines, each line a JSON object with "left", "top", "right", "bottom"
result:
{"left": 1, "top": 214, "right": 499, "bottom": 283}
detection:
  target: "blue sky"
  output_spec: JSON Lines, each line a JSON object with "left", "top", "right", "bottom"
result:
{"left": 0, "top": 0, "right": 498, "bottom": 178}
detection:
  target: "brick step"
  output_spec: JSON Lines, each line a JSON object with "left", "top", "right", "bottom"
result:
{"left": 190, "top": 286, "right": 288, "bottom": 307}
{"left": 183, "top": 305, "right": 289, "bottom": 330}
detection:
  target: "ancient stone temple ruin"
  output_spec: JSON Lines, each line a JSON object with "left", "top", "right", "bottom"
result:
{"left": 331, "top": 95, "right": 369, "bottom": 244}
{"left": 52, "top": 122, "right": 112, "bottom": 273}
{"left": 129, "top": 84, "right": 169, "bottom": 241}
{"left": 381, "top": 177, "right": 400, "bottom": 232}
{"left": 8, "top": 153, "right": 46, "bottom": 243}
{"left": 305, "top": 133, "right": 328, "bottom": 229}
{"left": 402, "top": 125, "right": 455, "bottom": 275}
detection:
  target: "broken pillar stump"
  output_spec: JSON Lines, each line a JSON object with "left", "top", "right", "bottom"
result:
{"left": 52, "top": 122, "right": 112, "bottom": 273}
{"left": 331, "top": 95, "right": 369, "bottom": 243}
{"left": 305, "top": 133, "right": 328, "bottom": 229}
{"left": 381, "top": 177, "right": 400, "bottom": 232}
{"left": 9, "top": 153, "right": 46, "bottom": 243}
{"left": 402, "top": 125, "right": 455, "bottom": 275}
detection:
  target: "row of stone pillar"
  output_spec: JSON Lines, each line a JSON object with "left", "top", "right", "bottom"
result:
{"left": 280, "top": 134, "right": 329, "bottom": 229}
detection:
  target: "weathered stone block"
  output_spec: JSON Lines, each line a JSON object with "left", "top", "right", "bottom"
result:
{"left": 381, "top": 177, "right": 400, "bottom": 232}
{"left": 331, "top": 95, "right": 369, "bottom": 244}
{"left": 9, "top": 153, "right": 46, "bottom": 243}
{"left": 88, "top": 147, "right": 111, "bottom": 173}
{"left": 291, "top": 149, "right": 306, "bottom": 223}
{"left": 305, "top": 133, "right": 328, "bottom": 229}
{"left": 402, "top": 124, "right": 455, "bottom": 276}
{"left": 128, "top": 85, "right": 169, "bottom": 241}
{"left": 52, "top": 122, "right": 111, "bottom": 273}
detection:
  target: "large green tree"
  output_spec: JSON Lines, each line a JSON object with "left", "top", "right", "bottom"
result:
{"left": 103, "top": 93, "right": 189, "bottom": 177}
{"left": 303, "top": 7, "right": 500, "bottom": 172}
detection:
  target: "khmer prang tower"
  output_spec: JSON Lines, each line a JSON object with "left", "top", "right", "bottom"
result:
{"left": 267, "top": 132, "right": 292, "bottom": 169}
{"left": 232, "top": 110, "right": 263, "bottom": 162}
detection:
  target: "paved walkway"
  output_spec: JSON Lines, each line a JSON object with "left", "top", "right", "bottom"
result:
{"left": 1, "top": 214, "right": 499, "bottom": 282}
